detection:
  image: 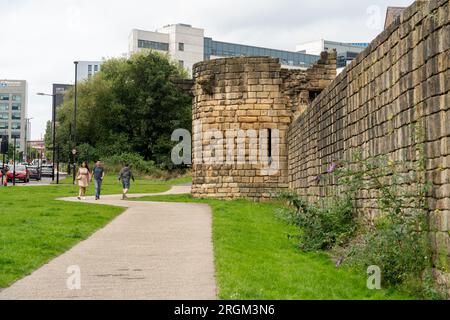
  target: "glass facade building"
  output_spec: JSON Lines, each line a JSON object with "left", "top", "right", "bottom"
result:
{"left": 0, "top": 80, "right": 27, "bottom": 153}
{"left": 204, "top": 38, "right": 319, "bottom": 68}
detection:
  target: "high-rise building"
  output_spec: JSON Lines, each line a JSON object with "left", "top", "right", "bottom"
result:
{"left": 52, "top": 63, "right": 99, "bottom": 112}
{"left": 53, "top": 84, "right": 73, "bottom": 109}
{"left": 296, "top": 40, "right": 369, "bottom": 69}
{"left": 129, "top": 24, "right": 321, "bottom": 76}
{"left": 76, "top": 61, "right": 103, "bottom": 82}
{"left": 0, "top": 80, "right": 28, "bottom": 154}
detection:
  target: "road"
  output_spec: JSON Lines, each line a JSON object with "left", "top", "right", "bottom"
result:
{"left": 1, "top": 175, "right": 67, "bottom": 187}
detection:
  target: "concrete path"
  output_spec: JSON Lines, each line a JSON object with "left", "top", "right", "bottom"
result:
{"left": 0, "top": 186, "right": 217, "bottom": 300}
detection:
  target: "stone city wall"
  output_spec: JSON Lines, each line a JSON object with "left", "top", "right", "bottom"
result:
{"left": 288, "top": 0, "right": 449, "bottom": 282}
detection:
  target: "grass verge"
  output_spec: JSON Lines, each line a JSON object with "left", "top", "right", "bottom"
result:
{"left": 0, "top": 174, "right": 190, "bottom": 288}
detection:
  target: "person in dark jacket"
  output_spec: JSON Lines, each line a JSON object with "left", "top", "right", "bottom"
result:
{"left": 91, "top": 160, "right": 105, "bottom": 200}
{"left": 118, "top": 163, "right": 135, "bottom": 200}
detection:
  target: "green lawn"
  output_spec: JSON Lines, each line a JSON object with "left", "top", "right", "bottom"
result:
{"left": 0, "top": 174, "right": 190, "bottom": 288}
{"left": 0, "top": 174, "right": 413, "bottom": 299}
{"left": 134, "top": 194, "right": 414, "bottom": 300}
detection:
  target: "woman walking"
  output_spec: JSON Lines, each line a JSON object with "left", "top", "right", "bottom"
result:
{"left": 77, "top": 161, "right": 91, "bottom": 200}
{"left": 118, "top": 163, "right": 135, "bottom": 200}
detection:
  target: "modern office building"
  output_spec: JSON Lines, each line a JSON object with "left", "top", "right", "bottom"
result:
{"left": 129, "top": 24, "right": 321, "bottom": 76}
{"left": 52, "top": 63, "right": 98, "bottom": 112}
{"left": 76, "top": 61, "right": 103, "bottom": 82}
{"left": 296, "top": 40, "right": 369, "bottom": 69}
{"left": 0, "top": 80, "right": 27, "bottom": 154}
{"left": 53, "top": 83, "right": 73, "bottom": 109}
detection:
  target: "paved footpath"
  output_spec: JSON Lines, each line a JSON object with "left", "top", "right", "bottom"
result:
{"left": 0, "top": 186, "right": 217, "bottom": 300}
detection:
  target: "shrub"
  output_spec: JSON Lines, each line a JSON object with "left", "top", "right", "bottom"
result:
{"left": 278, "top": 193, "right": 357, "bottom": 251}
{"left": 103, "top": 152, "right": 160, "bottom": 175}
{"left": 346, "top": 213, "right": 430, "bottom": 286}
{"left": 277, "top": 148, "right": 444, "bottom": 298}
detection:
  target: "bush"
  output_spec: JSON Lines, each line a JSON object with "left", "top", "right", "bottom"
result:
{"left": 103, "top": 152, "right": 160, "bottom": 175}
{"left": 346, "top": 214, "right": 430, "bottom": 286}
{"left": 278, "top": 193, "right": 356, "bottom": 251}
{"left": 277, "top": 147, "right": 444, "bottom": 298}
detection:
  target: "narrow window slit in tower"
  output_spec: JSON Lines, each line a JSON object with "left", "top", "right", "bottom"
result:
{"left": 268, "top": 129, "right": 273, "bottom": 165}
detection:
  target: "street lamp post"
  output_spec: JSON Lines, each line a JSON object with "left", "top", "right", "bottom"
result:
{"left": 13, "top": 137, "right": 16, "bottom": 186}
{"left": 56, "top": 144, "right": 60, "bottom": 184}
{"left": 73, "top": 61, "right": 79, "bottom": 185}
{"left": 25, "top": 117, "right": 34, "bottom": 162}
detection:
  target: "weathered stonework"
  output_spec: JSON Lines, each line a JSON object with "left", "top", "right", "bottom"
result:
{"left": 189, "top": 0, "right": 449, "bottom": 291}
{"left": 287, "top": 0, "right": 450, "bottom": 291}
{"left": 191, "top": 54, "right": 336, "bottom": 200}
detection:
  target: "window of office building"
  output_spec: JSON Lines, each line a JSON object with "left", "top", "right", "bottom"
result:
{"left": 208, "top": 40, "right": 318, "bottom": 68}
{"left": 0, "top": 113, "right": 8, "bottom": 120}
{"left": 138, "top": 39, "right": 169, "bottom": 51}
{"left": 179, "top": 43, "right": 185, "bottom": 51}
{"left": 0, "top": 122, "right": 8, "bottom": 130}
{"left": 12, "top": 103, "right": 20, "bottom": 111}
{"left": 12, "top": 95, "right": 21, "bottom": 102}
{"left": 11, "top": 122, "right": 20, "bottom": 130}
{"left": 0, "top": 94, "right": 9, "bottom": 101}
{"left": 11, "top": 113, "right": 21, "bottom": 120}
{"left": 88, "top": 65, "right": 92, "bottom": 72}
{"left": 0, "top": 103, "right": 8, "bottom": 111}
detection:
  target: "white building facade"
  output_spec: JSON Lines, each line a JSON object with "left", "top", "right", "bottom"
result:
{"left": 76, "top": 61, "right": 104, "bottom": 82}
{"left": 129, "top": 24, "right": 205, "bottom": 76}
{"left": 296, "top": 40, "right": 369, "bottom": 69}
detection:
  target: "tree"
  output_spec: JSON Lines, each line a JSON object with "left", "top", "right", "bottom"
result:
{"left": 6, "top": 142, "right": 21, "bottom": 162}
{"left": 54, "top": 51, "right": 192, "bottom": 168}
{"left": 43, "top": 121, "right": 53, "bottom": 160}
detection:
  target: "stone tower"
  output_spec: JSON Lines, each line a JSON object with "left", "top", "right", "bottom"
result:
{"left": 191, "top": 52, "right": 336, "bottom": 199}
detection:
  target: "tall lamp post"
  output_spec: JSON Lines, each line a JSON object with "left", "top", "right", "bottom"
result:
{"left": 24, "top": 117, "right": 34, "bottom": 162}
{"left": 37, "top": 92, "right": 62, "bottom": 183}
{"left": 13, "top": 136, "right": 16, "bottom": 186}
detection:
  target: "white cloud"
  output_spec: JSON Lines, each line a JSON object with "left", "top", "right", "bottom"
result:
{"left": 0, "top": 0, "right": 414, "bottom": 139}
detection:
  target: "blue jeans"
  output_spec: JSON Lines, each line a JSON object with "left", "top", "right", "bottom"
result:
{"left": 94, "top": 179, "right": 103, "bottom": 199}
{"left": 122, "top": 179, "right": 130, "bottom": 190}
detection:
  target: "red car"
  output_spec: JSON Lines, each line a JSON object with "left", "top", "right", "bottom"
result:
{"left": 7, "top": 165, "right": 30, "bottom": 183}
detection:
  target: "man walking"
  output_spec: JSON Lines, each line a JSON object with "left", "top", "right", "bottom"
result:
{"left": 118, "top": 163, "right": 135, "bottom": 200}
{"left": 92, "top": 160, "right": 105, "bottom": 200}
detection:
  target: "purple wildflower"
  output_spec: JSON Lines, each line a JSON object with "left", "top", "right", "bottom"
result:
{"left": 327, "top": 162, "right": 338, "bottom": 174}
{"left": 314, "top": 174, "right": 323, "bottom": 184}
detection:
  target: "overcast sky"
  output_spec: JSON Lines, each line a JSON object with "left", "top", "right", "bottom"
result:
{"left": 0, "top": 0, "right": 414, "bottom": 139}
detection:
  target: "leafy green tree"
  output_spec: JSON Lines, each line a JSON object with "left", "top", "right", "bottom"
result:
{"left": 43, "top": 121, "right": 53, "bottom": 160}
{"left": 54, "top": 52, "right": 192, "bottom": 168}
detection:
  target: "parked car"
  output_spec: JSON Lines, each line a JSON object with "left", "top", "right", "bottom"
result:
{"left": 41, "top": 165, "right": 54, "bottom": 178}
{"left": 7, "top": 165, "right": 30, "bottom": 183}
{"left": 27, "top": 165, "right": 41, "bottom": 181}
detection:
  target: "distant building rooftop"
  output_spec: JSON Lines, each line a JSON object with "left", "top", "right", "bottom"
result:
{"left": 385, "top": 6, "right": 406, "bottom": 29}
